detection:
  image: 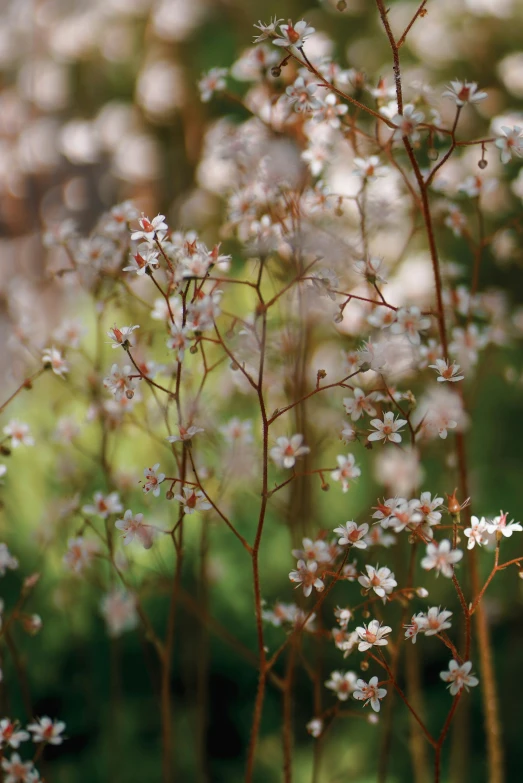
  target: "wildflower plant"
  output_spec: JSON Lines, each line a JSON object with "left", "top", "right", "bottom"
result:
{"left": 1, "top": 1, "right": 523, "bottom": 782}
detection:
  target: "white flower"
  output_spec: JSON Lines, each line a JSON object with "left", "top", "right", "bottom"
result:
{"left": 334, "top": 607, "right": 353, "bottom": 629}
{"left": 291, "top": 538, "right": 331, "bottom": 563}
{"left": 285, "top": 77, "right": 322, "bottom": 113}
{"left": 354, "top": 257, "right": 388, "bottom": 285}
{"left": 369, "top": 78, "right": 396, "bottom": 102}
{"left": 103, "top": 364, "right": 137, "bottom": 401}
{"left": 486, "top": 510, "right": 522, "bottom": 538}
{"left": 331, "top": 454, "right": 361, "bottom": 493}
{"left": 130, "top": 213, "right": 168, "bottom": 243}
{"left": 414, "top": 386, "right": 464, "bottom": 440}
{"left": 368, "top": 411, "right": 407, "bottom": 444}
{"left": 26, "top": 717, "right": 65, "bottom": 745}
{"left": 353, "top": 676, "right": 387, "bottom": 712}
{"left": 142, "top": 464, "right": 165, "bottom": 497}
{"left": 423, "top": 607, "right": 453, "bottom": 636}
{"left": 334, "top": 521, "right": 369, "bottom": 549}
{"left": 0, "top": 721, "right": 29, "bottom": 749}
{"left": 404, "top": 613, "right": 427, "bottom": 643}
{"left": 219, "top": 418, "right": 253, "bottom": 445}
{"left": 372, "top": 497, "right": 407, "bottom": 526}
{"left": 199, "top": 68, "right": 228, "bottom": 102}
{"left": 173, "top": 486, "right": 212, "bottom": 515}
{"left": 151, "top": 296, "right": 182, "bottom": 322}
{"left": 391, "top": 306, "right": 431, "bottom": 345}
{"left": 357, "top": 339, "right": 388, "bottom": 372}
{"left": 343, "top": 388, "right": 377, "bottom": 421}
{"left": 442, "top": 80, "right": 487, "bottom": 106}
{"left": 312, "top": 93, "right": 348, "bottom": 128}
{"left": 458, "top": 175, "right": 496, "bottom": 198}
{"left": 367, "top": 307, "right": 397, "bottom": 329}
{"left": 3, "top": 421, "right": 34, "bottom": 448}
{"left": 421, "top": 539, "right": 463, "bottom": 578}
{"left": 63, "top": 537, "right": 98, "bottom": 574}
{"left": 355, "top": 619, "right": 392, "bottom": 651}
{"left": 289, "top": 559, "right": 324, "bottom": 597}
{"left": 340, "top": 422, "right": 356, "bottom": 443}
{"left": 107, "top": 324, "right": 139, "bottom": 349}
{"left": 325, "top": 670, "right": 357, "bottom": 701}
{"left": 440, "top": 660, "right": 479, "bottom": 695}
{"left": 100, "top": 589, "right": 139, "bottom": 637}
{"left": 353, "top": 156, "right": 387, "bottom": 180}
{"left": 342, "top": 561, "right": 359, "bottom": 581}
{"left": 306, "top": 718, "right": 323, "bottom": 738}
{"left": 166, "top": 425, "right": 204, "bottom": 443}
{"left": 449, "top": 323, "right": 488, "bottom": 368}
{"left": 384, "top": 499, "right": 423, "bottom": 532}
{"left": 363, "top": 526, "right": 396, "bottom": 548}
{"left": 253, "top": 17, "right": 283, "bottom": 43}
{"left": 358, "top": 565, "right": 397, "bottom": 600}
{"left": 417, "top": 492, "right": 444, "bottom": 527}
{"left": 464, "top": 516, "right": 489, "bottom": 549}
{"left": 123, "top": 249, "right": 160, "bottom": 275}
{"left": 444, "top": 204, "right": 467, "bottom": 237}
{"left": 0, "top": 545, "right": 18, "bottom": 576}
{"left": 302, "top": 140, "right": 330, "bottom": 176}
{"left": 52, "top": 319, "right": 86, "bottom": 348}
{"left": 391, "top": 104, "right": 425, "bottom": 142}
{"left": 166, "top": 323, "right": 191, "bottom": 362}
{"left": 1, "top": 753, "right": 38, "bottom": 783}
{"left": 103, "top": 200, "right": 138, "bottom": 235}
{"left": 115, "top": 510, "right": 153, "bottom": 549}
{"left": 273, "top": 20, "right": 315, "bottom": 49}
{"left": 262, "top": 602, "right": 316, "bottom": 631}
{"left": 332, "top": 626, "right": 357, "bottom": 651}
{"left": 186, "top": 292, "right": 222, "bottom": 332}
{"left": 495, "top": 125, "right": 523, "bottom": 164}
{"left": 42, "top": 347, "right": 69, "bottom": 377}
{"left": 82, "top": 491, "right": 122, "bottom": 519}
{"left": 270, "top": 434, "right": 310, "bottom": 469}
{"left": 429, "top": 359, "right": 464, "bottom": 383}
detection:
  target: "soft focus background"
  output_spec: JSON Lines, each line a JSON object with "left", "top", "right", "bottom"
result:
{"left": 2, "top": 0, "right": 523, "bottom": 781}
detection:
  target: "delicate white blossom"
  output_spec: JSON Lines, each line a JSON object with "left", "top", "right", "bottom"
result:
{"left": 353, "top": 676, "right": 387, "bottom": 712}
{"left": 289, "top": 559, "right": 324, "bottom": 597}
{"left": 440, "top": 660, "right": 479, "bottom": 695}
{"left": 270, "top": 435, "right": 310, "bottom": 469}
{"left": 421, "top": 539, "right": 463, "bottom": 578}
{"left": 355, "top": 619, "right": 392, "bottom": 651}
{"left": 331, "top": 453, "right": 361, "bottom": 492}
{"left": 334, "top": 521, "right": 369, "bottom": 549}
{"left": 27, "top": 717, "right": 65, "bottom": 745}
{"left": 325, "top": 670, "right": 357, "bottom": 701}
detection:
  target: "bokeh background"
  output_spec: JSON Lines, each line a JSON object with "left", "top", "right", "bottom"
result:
{"left": 2, "top": 0, "right": 523, "bottom": 781}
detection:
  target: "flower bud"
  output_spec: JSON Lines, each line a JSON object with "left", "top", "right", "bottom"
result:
{"left": 416, "top": 587, "right": 429, "bottom": 598}
{"left": 337, "top": 0, "right": 348, "bottom": 10}
{"left": 360, "top": 659, "right": 369, "bottom": 670}
{"left": 166, "top": 490, "right": 174, "bottom": 500}
{"left": 428, "top": 148, "right": 439, "bottom": 161}
{"left": 271, "top": 66, "right": 281, "bottom": 78}
{"left": 478, "top": 158, "right": 488, "bottom": 170}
